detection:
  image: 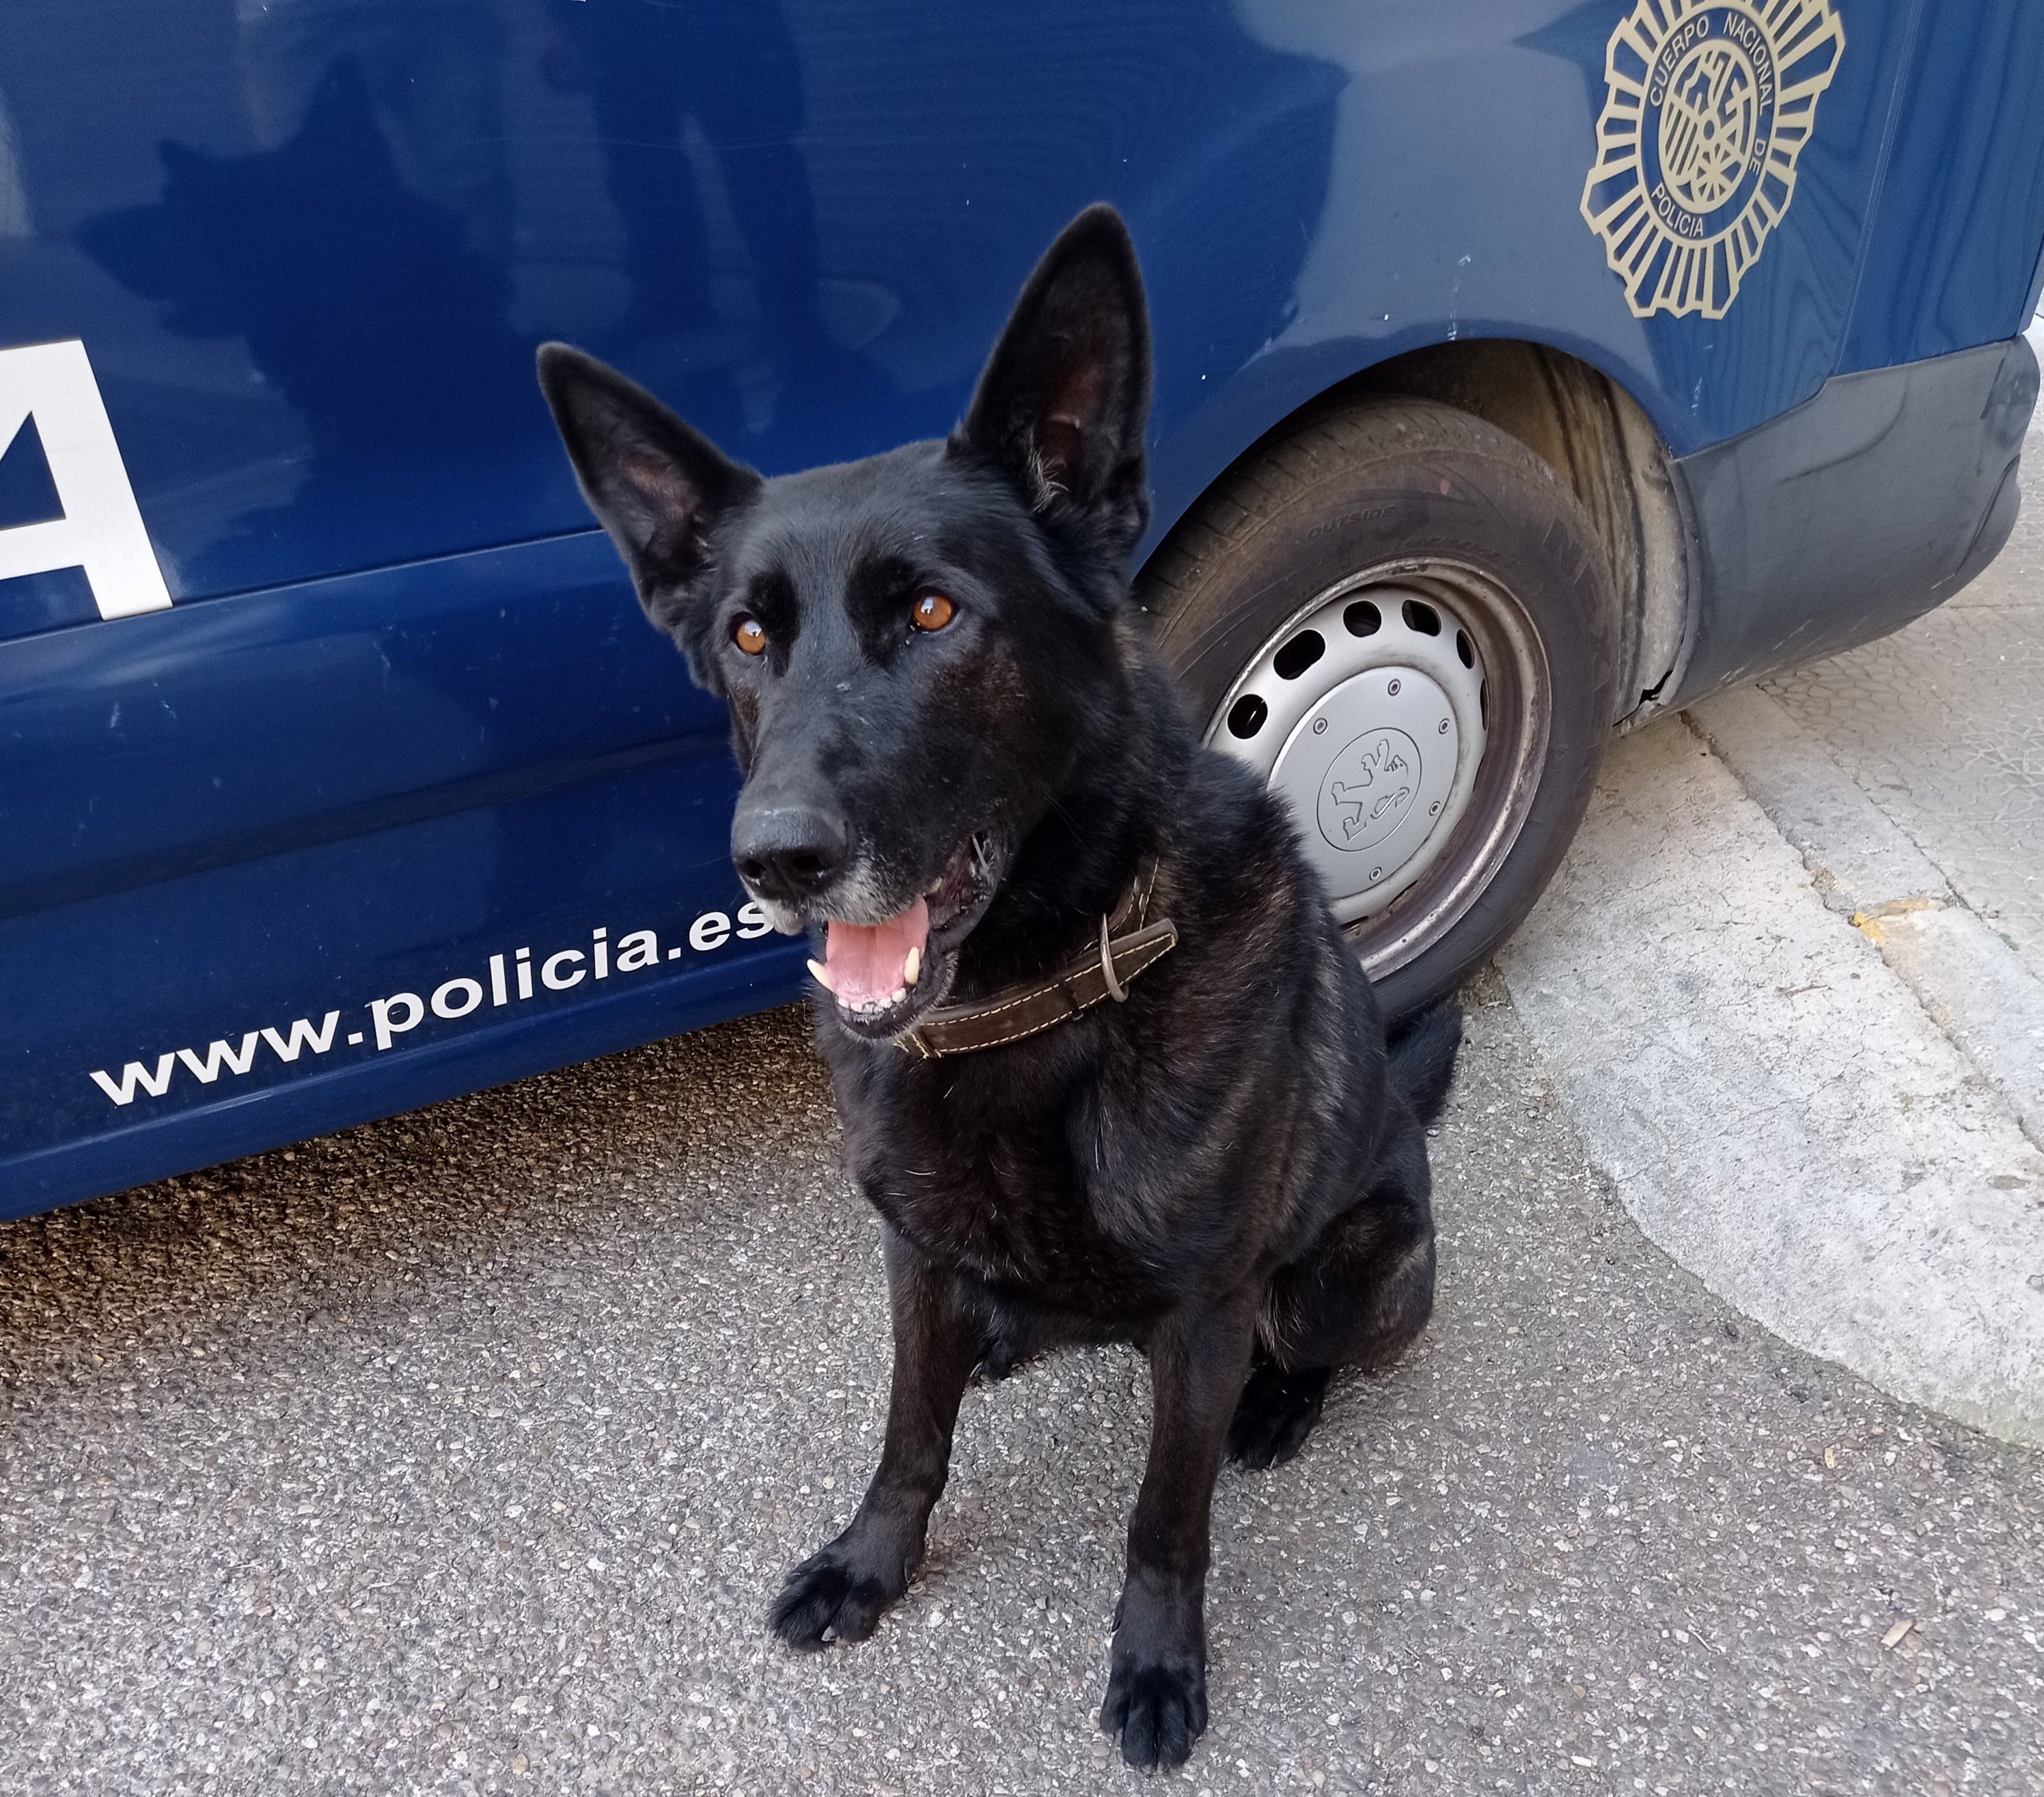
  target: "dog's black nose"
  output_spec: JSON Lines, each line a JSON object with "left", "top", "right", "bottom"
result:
{"left": 731, "top": 800, "right": 851, "bottom": 904}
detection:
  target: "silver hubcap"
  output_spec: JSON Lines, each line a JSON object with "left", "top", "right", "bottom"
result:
{"left": 1208, "top": 579, "right": 1489, "bottom": 927}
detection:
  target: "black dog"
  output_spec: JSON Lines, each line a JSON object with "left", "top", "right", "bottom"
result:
{"left": 538, "top": 206, "right": 1461, "bottom": 1771}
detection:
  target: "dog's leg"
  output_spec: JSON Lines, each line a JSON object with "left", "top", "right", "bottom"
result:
{"left": 770, "top": 1226, "right": 978, "bottom": 1650}
{"left": 1232, "top": 1109, "right": 1437, "bottom": 1470}
{"left": 1100, "top": 1302, "right": 1256, "bottom": 1770}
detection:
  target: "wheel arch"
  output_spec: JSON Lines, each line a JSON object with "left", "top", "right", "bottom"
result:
{"left": 1141, "top": 339, "right": 1698, "bottom": 732}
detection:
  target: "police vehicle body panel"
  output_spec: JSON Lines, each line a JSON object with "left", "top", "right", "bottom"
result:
{"left": 2, "top": 0, "right": 2040, "bottom": 1216}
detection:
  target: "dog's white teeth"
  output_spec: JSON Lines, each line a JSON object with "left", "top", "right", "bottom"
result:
{"left": 889, "top": 988, "right": 907, "bottom": 1005}
{"left": 807, "top": 958, "right": 834, "bottom": 993}
{"left": 903, "top": 946, "right": 922, "bottom": 987}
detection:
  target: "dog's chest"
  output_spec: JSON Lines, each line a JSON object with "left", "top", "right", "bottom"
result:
{"left": 874, "top": 1158, "right": 1107, "bottom": 1294}
{"left": 843, "top": 1081, "right": 1162, "bottom": 1305}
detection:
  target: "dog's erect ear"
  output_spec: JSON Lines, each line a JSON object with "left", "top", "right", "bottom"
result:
{"left": 951, "top": 205, "right": 1152, "bottom": 561}
{"left": 536, "top": 342, "right": 761, "bottom": 633}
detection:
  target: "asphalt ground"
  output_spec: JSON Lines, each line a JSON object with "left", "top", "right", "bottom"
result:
{"left": 3, "top": 980, "right": 2039, "bottom": 1796}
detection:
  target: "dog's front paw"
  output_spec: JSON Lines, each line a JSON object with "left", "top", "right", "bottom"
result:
{"left": 1099, "top": 1651, "right": 1209, "bottom": 1771}
{"left": 769, "top": 1540, "right": 907, "bottom": 1650}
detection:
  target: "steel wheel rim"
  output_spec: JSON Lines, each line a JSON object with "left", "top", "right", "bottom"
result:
{"left": 1204, "top": 557, "right": 1551, "bottom": 984}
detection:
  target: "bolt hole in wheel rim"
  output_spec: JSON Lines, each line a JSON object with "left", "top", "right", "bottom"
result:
{"left": 1206, "top": 560, "right": 1551, "bottom": 981}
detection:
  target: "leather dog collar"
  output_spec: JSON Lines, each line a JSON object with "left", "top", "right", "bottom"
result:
{"left": 896, "top": 859, "right": 1178, "bottom": 1059}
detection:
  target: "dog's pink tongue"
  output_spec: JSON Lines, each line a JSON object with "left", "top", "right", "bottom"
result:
{"left": 825, "top": 899, "right": 929, "bottom": 1008}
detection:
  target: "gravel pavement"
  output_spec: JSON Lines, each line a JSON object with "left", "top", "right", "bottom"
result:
{"left": 4, "top": 981, "right": 2039, "bottom": 1796}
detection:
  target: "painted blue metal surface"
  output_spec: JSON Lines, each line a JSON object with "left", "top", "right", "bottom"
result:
{"left": 3, "top": 0, "right": 2043, "bottom": 1216}
{"left": 1837, "top": 3, "right": 2044, "bottom": 372}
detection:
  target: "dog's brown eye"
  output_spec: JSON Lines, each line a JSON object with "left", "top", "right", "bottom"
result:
{"left": 732, "top": 615, "right": 767, "bottom": 656}
{"left": 911, "top": 591, "right": 956, "bottom": 632}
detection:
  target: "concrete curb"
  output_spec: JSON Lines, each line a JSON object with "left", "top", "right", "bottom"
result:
{"left": 1690, "top": 684, "right": 2044, "bottom": 1152}
{"left": 1497, "top": 716, "right": 2044, "bottom": 1443}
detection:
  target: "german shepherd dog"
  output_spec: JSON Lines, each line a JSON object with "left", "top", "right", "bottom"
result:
{"left": 538, "top": 206, "right": 1461, "bottom": 1771}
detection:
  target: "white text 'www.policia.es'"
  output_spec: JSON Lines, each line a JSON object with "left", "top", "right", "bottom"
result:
{"left": 87, "top": 903, "right": 775, "bottom": 1106}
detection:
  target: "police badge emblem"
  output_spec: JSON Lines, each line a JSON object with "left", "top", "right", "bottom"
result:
{"left": 1581, "top": 0, "right": 1845, "bottom": 319}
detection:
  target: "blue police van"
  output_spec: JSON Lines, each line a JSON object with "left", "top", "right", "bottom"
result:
{"left": 3, "top": 0, "right": 2041, "bottom": 1218}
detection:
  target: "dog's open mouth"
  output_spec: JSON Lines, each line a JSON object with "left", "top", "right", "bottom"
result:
{"left": 812, "top": 830, "right": 1002, "bottom": 1038}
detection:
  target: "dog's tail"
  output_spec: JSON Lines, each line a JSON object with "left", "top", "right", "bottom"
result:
{"left": 1385, "top": 998, "right": 1463, "bottom": 1128}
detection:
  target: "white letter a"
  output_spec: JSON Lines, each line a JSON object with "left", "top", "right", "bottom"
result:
{"left": 0, "top": 339, "right": 171, "bottom": 619}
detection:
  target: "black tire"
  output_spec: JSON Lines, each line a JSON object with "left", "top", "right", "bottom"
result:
{"left": 1142, "top": 396, "right": 1618, "bottom": 1019}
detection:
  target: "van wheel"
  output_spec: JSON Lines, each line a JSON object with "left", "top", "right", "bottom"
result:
{"left": 1142, "top": 396, "right": 1618, "bottom": 1019}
